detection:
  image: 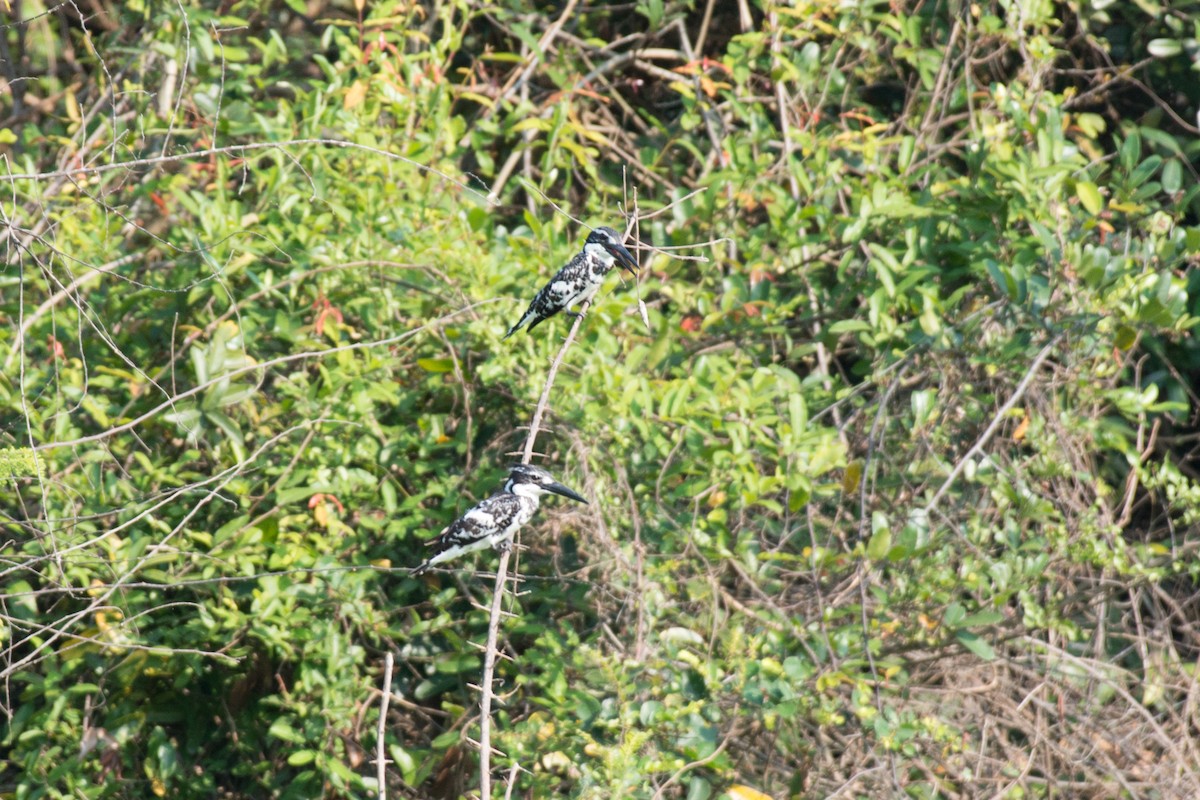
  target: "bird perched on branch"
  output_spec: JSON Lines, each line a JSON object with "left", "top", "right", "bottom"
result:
{"left": 413, "top": 464, "right": 587, "bottom": 575}
{"left": 504, "top": 226, "right": 639, "bottom": 338}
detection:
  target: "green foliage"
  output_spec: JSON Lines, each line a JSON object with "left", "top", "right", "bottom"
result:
{"left": 3, "top": 0, "right": 1200, "bottom": 798}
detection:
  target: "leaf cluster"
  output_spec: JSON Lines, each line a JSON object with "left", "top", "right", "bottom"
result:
{"left": 2, "top": 0, "right": 1200, "bottom": 798}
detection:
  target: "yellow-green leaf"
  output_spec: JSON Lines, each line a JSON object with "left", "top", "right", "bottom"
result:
{"left": 417, "top": 358, "right": 454, "bottom": 373}
{"left": 1076, "top": 181, "right": 1103, "bottom": 215}
{"left": 867, "top": 526, "right": 892, "bottom": 561}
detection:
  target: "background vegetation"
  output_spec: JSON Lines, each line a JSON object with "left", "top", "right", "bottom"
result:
{"left": 3, "top": 0, "right": 1200, "bottom": 797}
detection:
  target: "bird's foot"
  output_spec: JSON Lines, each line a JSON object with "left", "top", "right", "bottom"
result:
{"left": 565, "top": 310, "right": 586, "bottom": 319}
{"left": 493, "top": 538, "right": 513, "bottom": 553}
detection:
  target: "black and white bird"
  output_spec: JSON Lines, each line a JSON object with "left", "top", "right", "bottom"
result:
{"left": 413, "top": 464, "right": 587, "bottom": 575}
{"left": 504, "top": 226, "right": 638, "bottom": 338}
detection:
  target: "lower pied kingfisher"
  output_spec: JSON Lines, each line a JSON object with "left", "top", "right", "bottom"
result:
{"left": 413, "top": 464, "right": 587, "bottom": 574}
{"left": 504, "top": 226, "right": 638, "bottom": 338}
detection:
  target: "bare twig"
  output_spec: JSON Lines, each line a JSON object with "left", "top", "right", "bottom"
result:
{"left": 694, "top": 0, "right": 718, "bottom": 55}
{"left": 517, "top": 178, "right": 590, "bottom": 229}
{"left": 2, "top": 252, "right": 142, "bottom": 370}
{"left": 633, "top": 187, "right": 709, "bottom": 221}
{"left": 502, "top": 762, "right": 522, "bottom": 800}
{"left": 479, "top": 304, "right": 591, "bottom": 798}
{"left": 649, "top": 711, "right": 738, "bottom": 800}
{"left": 923, "top": 333, "right": 1063, "bottom": 516}
{"left": 439, "top": 328, "right": 475, "bottom": 474}
{"left": 376, "top": 651, "right": 394, "bottom": 800}
{"left": 500, "top": 0, "right": 580, "bottom": 108}
{"left": 521, "top": 303, "right": 591, "bottom": 464}
{"left": 769, "top": 9, "right": 800, "bottom": 200}
{"left": 477, "top": 547, "right": 511, "bottom": 800}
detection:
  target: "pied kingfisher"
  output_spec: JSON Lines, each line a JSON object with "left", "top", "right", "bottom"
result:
{"left": 413, "top": 464, "right": 587, "bottom": 574}
{"left": 504, "top": 226, "right": 638, "bottom": 338}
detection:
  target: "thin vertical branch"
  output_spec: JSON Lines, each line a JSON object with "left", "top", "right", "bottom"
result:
{"left": 479, "top": 304, "right": 591, "bottom": 799}
{"left": 503, "top": 762, "right": 522, "bottom": 800}
{"left": 477, "top": 548, "right": 511, "bottom": 800}
{"left": 769, "top": 8, "right": 800, "bottom": 200}
{"left": 376, "top": 651, "right": 394, "bottom": 800}
{"left": 521, "top": 303, "right": 591, "bottom": 464}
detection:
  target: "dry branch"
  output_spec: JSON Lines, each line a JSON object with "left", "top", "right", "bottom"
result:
{"left": 479, "top": 300, "right": 592, "bottom": 799}
{"left": 377, "top": 652, "right": 394, "bottom": 800}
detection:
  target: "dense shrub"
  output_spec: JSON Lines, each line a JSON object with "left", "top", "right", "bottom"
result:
{"left": 2, "top": 0, "right": 1199, "bottom": 797}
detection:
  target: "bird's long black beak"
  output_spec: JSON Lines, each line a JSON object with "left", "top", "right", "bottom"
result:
{"left": 547, "top": 482, "right": 588, "bottom": 504}
{"left": 606, "top": 240, "right": 639, "bottom": 274}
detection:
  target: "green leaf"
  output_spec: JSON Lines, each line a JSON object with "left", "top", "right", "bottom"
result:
{"left": 788, "top": 393, "right": 807, "bottom": 434}
{"left": 67, "top": 682, "right": 101, "bottom": 695}
{"left": 984, "top": 258, "right": 1021, "bottom": 301}
{"left": 640, "top": 700, "right": 662, "bottom": 726}
{"left": 955, "top": 631, "right": 996, "bottom": 661}
{"left": 1147, "top": 39, "right": 1183, "bottom": 58}
{"left": 661, "top": 627, "right": 705, "bottom": 646}
{"left": 269, "top": 720, "right": 305, "bottom": 744}
{"left": 1113, "top": 326, "right": 1136, "bottom": 351}
{"left": 417, "top": 358, "right": 454, "bottom": 373}
{"left": 327, "top": 758, "right": 357, "bottom": 784}
{"left": 381, "top": 480, "right": 398, "bottom": 513}
{"left": 388, "top": 744, "right": 416, "bottom": 782}
{"left": 215, "top": 382, "right": 259, "bottom": 407}
{"left": 866, "top": 529, "right": 891, "bottom": 561}
{"left": 1120, "top": 130, "right": 1142, "bottom": 172}
{"left": 867, "top": 512, "right": 892, "bottom": 561}
{"left": 163, "top": 406, "right": 201, "bottom": 429}
{"left": 827, "top": 319, "right": 872, "bottom": 334}
{"left": 639, "top": 0, "right": 665, "bottom": 27}
{"left": 959, "top": 610, "right": 1005, "bottom": 627}
{"left": 686, "top": 776, "right": 713, "bottom": 800}
{"left": 434, "top": 653, "right": 480, "bottom": 674}
{"left": 911, "top": 389, "right": 934, "bottom": 427}
{"left": 1076, "top": 181, "right": 1103, "bottom": 215}
{"left": 1161, "top": 159, "right": 1182, "bottom": 195}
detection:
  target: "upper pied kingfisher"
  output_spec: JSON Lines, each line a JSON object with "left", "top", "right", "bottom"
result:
{"left": 413, "top": 464, "right": 587, "bottom": 574}
{"left": 504, "top": 226, "right": 638, "bottom": 338}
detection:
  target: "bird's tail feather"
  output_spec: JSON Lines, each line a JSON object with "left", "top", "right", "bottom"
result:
{"left": 504, "top": 313, "right": 531, "bottom": 339}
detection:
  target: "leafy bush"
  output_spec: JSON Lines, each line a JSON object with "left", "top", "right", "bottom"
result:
{"left": 2, "top": 0, "right": 1199, "bottom": 798}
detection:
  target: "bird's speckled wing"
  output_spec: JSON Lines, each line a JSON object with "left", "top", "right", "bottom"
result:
{"left": 504, "top": 252, "right": 593, "bottom": 337}
{"left": 414, "top": 493, "right": 527, "bottom": 573}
